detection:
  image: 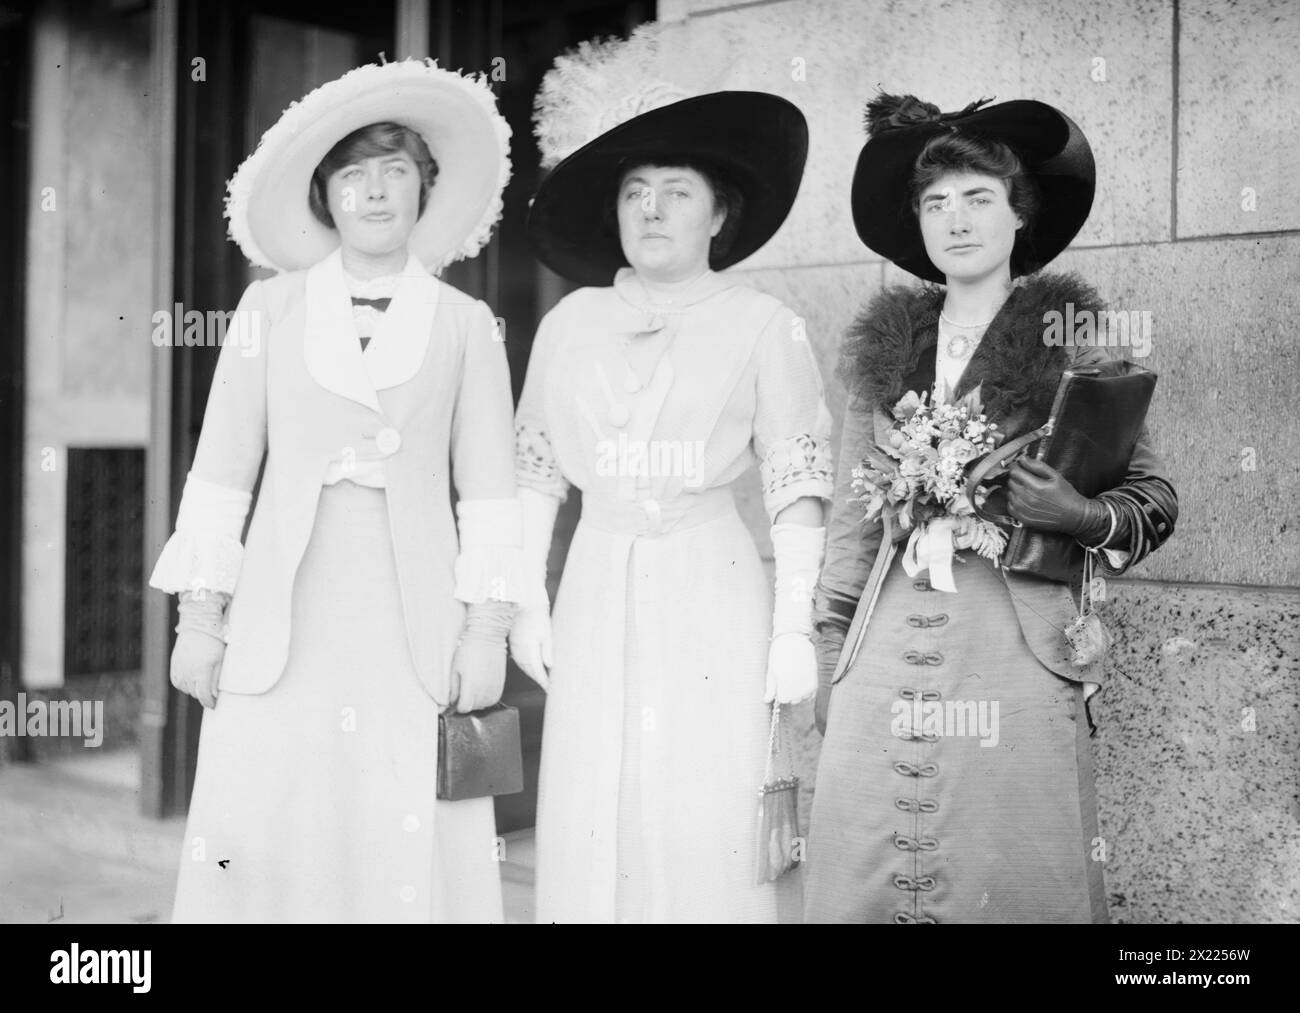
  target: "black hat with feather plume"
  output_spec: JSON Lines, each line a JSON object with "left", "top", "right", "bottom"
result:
{"left": 851, "top": 93, "right": 1095, "bottom": 283}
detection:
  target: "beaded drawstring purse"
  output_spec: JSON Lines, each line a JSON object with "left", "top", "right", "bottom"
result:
{"left": 754, "top": 703, "right": 801, "bottom": 884}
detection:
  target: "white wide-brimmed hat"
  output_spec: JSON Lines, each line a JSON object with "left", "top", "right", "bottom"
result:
{"left": 225, "top": 58, "right": 511, "bottom": 274}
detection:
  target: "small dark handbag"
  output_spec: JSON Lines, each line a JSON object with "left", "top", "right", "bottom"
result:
{"left": 436, "top": 703, "right": 524, "bottom": 801}
{"left": 965, "top": 360, "right": 1157, "bottom": 582}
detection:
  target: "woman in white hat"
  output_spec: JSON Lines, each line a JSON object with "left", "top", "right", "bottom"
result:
{"left": 510, "top": 33, "right": 834, "bottom": 923}
{"left": 148, "top": 60, "right": 525, "bottom": 923}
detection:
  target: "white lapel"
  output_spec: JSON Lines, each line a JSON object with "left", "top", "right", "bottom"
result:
{"left": 303, "top": 250, "right": 438, "bottom": 411}
{"left": 304, "top": 249, "right": 381, "bottom": 412}
{"left": 366, "top": 253, "right": 437, "bottom": 392}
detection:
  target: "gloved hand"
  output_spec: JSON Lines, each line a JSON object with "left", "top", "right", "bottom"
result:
{"left": 509, "top": 605, "right": 553, "bottom": 692}
{"left": 171, "top": 632, "right": 223, "bottom": 709}
{"left": 812, "top": 622, "right": 847, "bottom": 735}
{"left": 507, "top": 487, "right": 560, "bottom": 691}
{"left": 765, "top": 633, "right": 818, "bottom": 705}
{"left": 171, "top": 589, "right": 228, "bottom": 709}
{"left": 1007, "top": 457, "right": 1109, "bottom": 540}
{"left": 450, "top": 600, "right": 513, "bottom": 713}
{"left": 763, "top": 524, "right": 825, "bottom": 705}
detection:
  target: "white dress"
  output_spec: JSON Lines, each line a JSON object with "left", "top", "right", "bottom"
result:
{"left": 154, "top": 259, "right": 517, "bottom": 923}
{"left": 516, "top": 269, "right": 834, "bottom": 923}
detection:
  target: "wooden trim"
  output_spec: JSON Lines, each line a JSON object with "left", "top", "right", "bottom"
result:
{"left": 395, "top": 0, "right": 430, "bottom": 59}
{"left": 20, "top": 3, "right": 69, "bottom": 692}
{"left": 0, "top": 2, "right": 32, "bottom": 765}
{"left": 140, "top": 0, "right": 179, "bottom": 817}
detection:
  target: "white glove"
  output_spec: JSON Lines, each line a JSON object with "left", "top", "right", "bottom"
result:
{"left": 763, "top": 523, "right": 826, "bottom": 705}
{"left": 170, "top": 588, "right": 230, "bottom": 710}
{"left": 508, "top": 487, "right": 560, "bottom": 691}
{"left": 509, "top": 606, "right": 553, "bottom": 691}
{"left": 170, "top": 630, "right": 224, "bottom": 710}
{"left": 449, "top": 602, "right": 512, "bottom": 713}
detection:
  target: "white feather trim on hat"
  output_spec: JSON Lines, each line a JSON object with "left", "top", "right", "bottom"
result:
{"left": 533, "top": 22, "right": 726, "bottom": 170}
{"left": 224, "top": 58, "right": 512, "bottom": 274}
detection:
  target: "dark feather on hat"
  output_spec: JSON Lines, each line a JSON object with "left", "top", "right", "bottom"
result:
{"left": 863, "top": 92, "right": 996, "bottom": 138}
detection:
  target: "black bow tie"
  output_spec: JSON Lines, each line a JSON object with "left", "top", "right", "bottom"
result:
{"left": 351, "top": 296, "right": 392, "bottom": 311}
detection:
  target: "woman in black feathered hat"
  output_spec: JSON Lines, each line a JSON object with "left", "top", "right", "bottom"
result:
{"left": 509, "top": 29, "right": 834, "bottom": 924}
{"left": 804, "top": 93, "right": 1179, "bottom": 924}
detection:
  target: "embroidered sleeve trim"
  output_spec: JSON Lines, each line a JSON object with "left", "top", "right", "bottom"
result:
{"left": 515, "top": 420, "right": 570, "bottom": 498}
{"left": 760, "top": 432, "right": 834, "bottom": 519}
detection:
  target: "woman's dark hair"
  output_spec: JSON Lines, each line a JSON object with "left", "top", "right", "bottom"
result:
{"left": 908, "top": 132, "right": 1039, "bottom": 265}
{"left": 308, "top": 121, "right": 439, "bottom": 229}
{"left": 607, "top": 156, "right": 745, "bottom": 263}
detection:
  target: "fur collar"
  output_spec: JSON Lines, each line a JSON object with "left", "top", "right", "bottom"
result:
{"left": 839, "top": 271, "right": 1105, "bottom": 429}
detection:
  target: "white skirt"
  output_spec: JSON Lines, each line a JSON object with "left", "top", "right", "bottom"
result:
{"left": 171, "top": 482, "right": 503, "bottom": 923}
{"left": 536, "top": 500, "right": 802, "bottom": 923}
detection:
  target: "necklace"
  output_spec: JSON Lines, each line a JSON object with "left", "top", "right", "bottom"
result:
{"left": 939, "top": 309, "right": 996, "bottom": 328}
{"left": 941, "top": 331, "right": 975, "bottom": 361}
{"left": 938, "top": 318, "right": 984, "bottom": 361}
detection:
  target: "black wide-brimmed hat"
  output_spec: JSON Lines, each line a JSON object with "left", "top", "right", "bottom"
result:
{"left": 528, "top": 90, "right": 809, "bottom": 287}
{"left": 850, "top": 94, "right": 1095, "bottom": 284}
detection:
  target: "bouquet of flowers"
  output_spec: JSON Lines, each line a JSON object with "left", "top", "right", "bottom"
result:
{"left": 849, "top": 387, "right": 1008, "bottom": 589}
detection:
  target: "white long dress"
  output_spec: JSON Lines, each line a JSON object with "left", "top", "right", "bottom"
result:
{"left": 154, "top": 260, "right": 517, "bottom": 922}
{"left": 516, "top": 269, "right": 834, "bottom": 923}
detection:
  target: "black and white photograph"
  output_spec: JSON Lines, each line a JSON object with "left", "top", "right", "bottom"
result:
{"left": 0, "top": 0, "right": 1294, "bottom": 962}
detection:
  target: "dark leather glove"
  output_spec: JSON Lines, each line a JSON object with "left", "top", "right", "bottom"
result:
{"left": 1006, "top": 457, "right": 1109, "bottom": 541}
{"left": 812, "top": 622, "right": 848, "bottom": 736}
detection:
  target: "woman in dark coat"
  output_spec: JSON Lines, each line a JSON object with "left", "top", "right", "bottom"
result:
{"left": 804, "top": 95, "right": 1178, "bottom": 924}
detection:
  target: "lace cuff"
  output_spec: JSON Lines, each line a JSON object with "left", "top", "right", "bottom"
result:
{"left": 454, "top": 498, "right": 526, "bottom": 604}
{"left": 759, "top": 433, "right": 834, "bottom": 521}
{"left": 515, "top": 420, "right": 570, "bottom": 500}
{"left": 148, "top": 474, "right": 252, "bottom": 595}
{"left": 149, "top": 531, "right": 244, "bottom": 595}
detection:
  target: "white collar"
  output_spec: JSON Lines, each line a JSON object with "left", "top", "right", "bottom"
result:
{"left": 612, "top": 267, "right": 732, "bottom": 311}
{"left": 605, "top": 267, "right": 733, "bottom": 336}
{"left": 303, "top": 248, "right": 439, "bottom": 411}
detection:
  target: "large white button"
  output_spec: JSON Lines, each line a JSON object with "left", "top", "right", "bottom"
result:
{"left": 376, "top": 427, "right": 402, "bottom": 455}
{"left": 400, "top": 885, "right": 416, "bottom": 903}
{"left": 402, "top": 814, "right": 420, "bottom": 833}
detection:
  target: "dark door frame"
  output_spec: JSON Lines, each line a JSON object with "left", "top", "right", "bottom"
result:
{"left": 0, "top": 0, "right": 33, "bottom": 767}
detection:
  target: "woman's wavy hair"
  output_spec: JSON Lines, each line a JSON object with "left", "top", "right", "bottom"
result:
{"left": 908, "top": 132, "right": 1039, "bottom": 266}
{"left": 309, "top": 121, "right": 439, "bottom": 229}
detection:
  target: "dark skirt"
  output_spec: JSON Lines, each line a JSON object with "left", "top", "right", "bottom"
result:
{"left": 804, "top": 550, "right": 1107, "bottom": 924}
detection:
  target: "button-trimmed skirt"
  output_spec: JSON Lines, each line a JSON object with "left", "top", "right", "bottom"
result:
{"left": 805, "top": 551, "right": 1107, "bottom": 924}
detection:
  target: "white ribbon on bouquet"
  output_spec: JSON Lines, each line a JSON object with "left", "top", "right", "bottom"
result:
{"left": 900, "top": 517, "right": 959, "bottom": 593}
